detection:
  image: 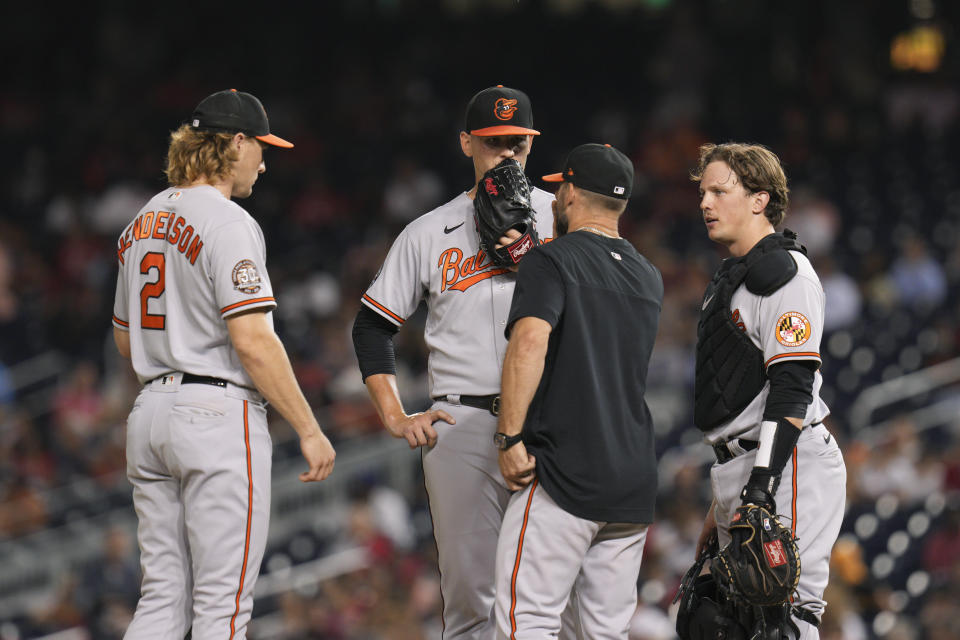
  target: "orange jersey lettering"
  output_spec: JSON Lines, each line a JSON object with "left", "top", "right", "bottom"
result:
{"left": 167, "top": 215, "right": 185, "bottom": 245}
{"left": 152, "top": 211, "right": 171, "bottom": 239}
{"left": 139, "top": 212, "right": 155, "bottom": 240}
{"left": 438, "top": 245, "right": 509, "bottom": 292}
{"left": 438, "top": 248, "right": 464, "bottom": 292}
{"left": 732, "top": 309, "right": 746, "bottom": 332}
{"left": 116, "top": 212, "right": 203, "bottom": 268}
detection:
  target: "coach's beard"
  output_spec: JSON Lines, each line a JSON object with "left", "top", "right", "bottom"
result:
{"left": 554, "top": 206, "right": 569, "bottom": 237}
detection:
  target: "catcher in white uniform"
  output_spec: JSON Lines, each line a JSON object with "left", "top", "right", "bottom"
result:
{"left": 684, "top": 143, "right": 846, "bottom": 640}
{"left": 351, "top": 85, "right": 554, "bottom": 639}
{"left": 112, "top": 89, "right": 335, "bottom": 640}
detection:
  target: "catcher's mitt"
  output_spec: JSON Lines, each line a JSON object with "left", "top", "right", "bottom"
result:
{"left": 713, "top": 505, "right": 800, "bottom": 607}
{"left": 473, "top": 158, "right": 539, "bottom": 267}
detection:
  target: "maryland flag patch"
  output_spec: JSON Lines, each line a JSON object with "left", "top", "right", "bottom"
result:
{"left": 776, "top": 311, "right": 811, "bottom": 347}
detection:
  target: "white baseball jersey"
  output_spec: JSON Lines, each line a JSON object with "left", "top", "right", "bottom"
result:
{"left": 362, "top": 187, "right": 555, "bottom": 397}
{"left": 112, "top": 185, "right": 276, "bottom": 385}
{"left": 705, "top": 250, "right": 829, "bottom": 445}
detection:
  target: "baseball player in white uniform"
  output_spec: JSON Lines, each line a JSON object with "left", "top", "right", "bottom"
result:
{"left": 351, "top": 86, "right": 554, "bottom": 639}
{"left": 112, "top": 89, "right": 335, "bottom": 640}
{"left": 690, "top": 143, "right": 846, "bottom": 639}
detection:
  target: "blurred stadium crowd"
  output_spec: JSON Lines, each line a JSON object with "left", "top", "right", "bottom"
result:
{"left": 2, "top": 1, "right": 960, "bottom": 638}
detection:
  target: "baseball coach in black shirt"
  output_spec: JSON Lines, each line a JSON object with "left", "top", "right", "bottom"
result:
{"left": 492, "top": 143, "right": 664, "bottom": 639}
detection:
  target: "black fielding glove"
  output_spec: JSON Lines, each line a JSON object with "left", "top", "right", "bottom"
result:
{"left": 473, "top": 158, "right": 539, "bottom": 268}
{"left": 740, "top": 469, "right": 779, "bottom": 512}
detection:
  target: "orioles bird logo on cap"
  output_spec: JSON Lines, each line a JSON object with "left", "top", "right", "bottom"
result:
{"left": 494, "top": 98, "right": 518, "bottom": 121}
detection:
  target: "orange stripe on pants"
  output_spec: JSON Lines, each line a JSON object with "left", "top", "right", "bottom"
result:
{"left": 229, "top": 400, "right": 254, "bottom": 639}
{"left": 509, "top": 478, "right": 538, "bottom": 640}
{"left": 791, "top": 447, "right": 798, "bottom": 534}
{"left": 789, "top": 446, "right": 799, "bottom": 605}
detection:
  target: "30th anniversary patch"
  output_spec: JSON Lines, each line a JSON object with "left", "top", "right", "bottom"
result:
{"left": 232, "top": 259, "right": 262, "bottom": 294}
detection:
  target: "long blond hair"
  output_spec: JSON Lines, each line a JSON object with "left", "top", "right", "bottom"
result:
{"left": 164, "top": 125, "right": 238, "bottom": 187}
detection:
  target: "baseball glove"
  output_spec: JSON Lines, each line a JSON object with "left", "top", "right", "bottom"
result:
{"left": 713, "top": 505, "right": 800, "bottom": 607}
{"left": 473, "top": 158, "right": 539, "bottom": 267}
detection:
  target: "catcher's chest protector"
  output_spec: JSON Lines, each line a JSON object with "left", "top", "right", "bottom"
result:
{"left": 694, "top": 232, "right": 806, "bottom": 432}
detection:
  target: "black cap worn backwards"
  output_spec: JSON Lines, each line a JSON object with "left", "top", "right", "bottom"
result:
{"left": 464, "top": 85, "right": 540, "bottom": 137}
{"left": 543, "top": 143, "right": 634, "bottom": 200}
{"left": 190, "top": 89, "right": 293, "bottom": 148}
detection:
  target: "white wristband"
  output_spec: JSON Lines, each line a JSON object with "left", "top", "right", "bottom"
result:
{"left": 754, "top": 420, "right": 778, "bottom": 469}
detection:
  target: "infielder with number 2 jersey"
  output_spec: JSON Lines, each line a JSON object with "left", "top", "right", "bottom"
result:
{"left": 351, "top": 86, "right": 555, "bottom": 639}
{"left": 113, "top": 89, "right": 335, "bottom": 640}
{"left": 689, "top": 143, "right": 846, "bottom": 639}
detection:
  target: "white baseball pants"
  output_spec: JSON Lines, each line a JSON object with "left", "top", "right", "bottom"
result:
{"left": 711, "top": 422, "right": 847, "bottom": 640}
{"left": 124, "top": 375, "right": 270, "bottom": 640}
{"left": 494, "top": 478, "right": 649, "bottom": 640}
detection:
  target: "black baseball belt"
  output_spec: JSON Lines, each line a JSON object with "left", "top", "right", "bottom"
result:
{"left": 150, "top": 373, "right": 228, "bottom": 387}
{"left": 432, "top": 394, "right": 501, "bottom": 416}
{"left": 712, "top": 422, "right": 823, "bottom": 464}
{"left": 712, "top": 438, "right": 759, "bottom": 464}
{"left": 181, "top": 373, "right": 228, "bottom": 387}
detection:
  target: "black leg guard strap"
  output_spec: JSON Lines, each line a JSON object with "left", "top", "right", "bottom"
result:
{"left": 746, "top": 604, "right": 802, "bottom": 640}
{"left": 793, "top": 606, "right": 821, "bottom": 628}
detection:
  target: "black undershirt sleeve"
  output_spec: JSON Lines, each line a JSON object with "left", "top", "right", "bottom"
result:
{"left": 352, "top": 305, "right": 400, "bottom": 381}
{"left": 763, "top": 360, "right": 817, "bottom": 420}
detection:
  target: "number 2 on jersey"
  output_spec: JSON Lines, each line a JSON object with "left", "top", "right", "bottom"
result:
{"left": 140, "top": 252, "right": 166, "bottom": 330}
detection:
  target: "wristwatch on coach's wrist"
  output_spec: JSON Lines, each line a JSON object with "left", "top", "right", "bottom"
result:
{"left": 494, "top": 432, "right": 523, "bottom": 450}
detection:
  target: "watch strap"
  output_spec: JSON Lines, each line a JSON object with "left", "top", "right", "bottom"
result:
{"left": 495, "top": 432, "right": 523, "bottom": 450}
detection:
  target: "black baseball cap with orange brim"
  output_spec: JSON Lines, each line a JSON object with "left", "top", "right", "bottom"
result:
{"left": 189, "top": 89, "right": 294, "bottom": 149}
{"left": 543, "top": 143, "right": 634, "bottom": 200}
{"left": 464, "top": 85, "right": 540, "bottom": 137}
